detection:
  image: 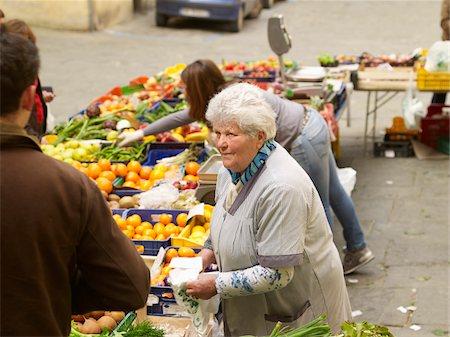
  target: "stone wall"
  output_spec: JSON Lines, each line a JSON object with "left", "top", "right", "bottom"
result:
{"left": 0, "top": 0, "right": 139, "bottom": 31}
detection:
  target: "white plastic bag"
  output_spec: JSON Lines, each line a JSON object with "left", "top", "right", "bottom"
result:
{"left": 425, "top": 41, "right": 450, "bottom": 72}
{"left": 138, "top": 183, "right": 179, "bottom": 209}
{"left": 337, "top": 167, "right": 357, "bottom": 196}
{"left": 402, "top": 74, "right": 425, "bottom": 129}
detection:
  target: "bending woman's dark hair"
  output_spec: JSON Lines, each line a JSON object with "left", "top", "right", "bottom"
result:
{"left": 180, "top": 59, "right": 227, "bottom": 122}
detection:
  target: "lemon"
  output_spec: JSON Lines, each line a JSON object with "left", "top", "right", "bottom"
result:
{"left": 203, "top": 222, "right": 210, "bottom": 230}
{"left": 191, "top": 225, "right": 206, "bottom": 234}
{"left": 189, "top": 231, "right": 205, "bottom": 239}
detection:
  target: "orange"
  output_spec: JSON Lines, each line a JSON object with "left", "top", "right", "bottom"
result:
{"left": 176, "top": 213, "right": 188, "bottom": 227}
{"left": 126, "top": 214, "right": 142, "bottom": 228}
{"left": 87, "top": 163, "right": 102, "bottom": 179}
{"left": 183, "top": 174, "right": 200, "bottom": 182}
{"left": 164, "top": 223, "right": 178, "bottom": 237}
{"left": 159, "top": 213, "right": 172, "bottom": 225}
{"left": 126, "top": 171, "right": 140, "bottom": 184}
{"left": 79, "top": 167, "right": 89, "bottom": 176}
{"left": 96, "top": 177, "right": 113, "bottom": 194}
{"left": 185, "top": 161, "right": 200, "bottom": 176}
{"left": 160, "top": 265, "right": 172, "bottom": 276}
{"left": 122, "top": 230, "right": 133, "bottom": 239}
{"left": 116, "top": 217, "right": 127, "bottom": 230}
{"left": 99, "top": 170, "right": 116, "bottom": 182}
{"left": 127, "top": 160, "right": 142, "bottom": 173}
{"left": 97, "top": 158, "right": 112, "bottom": 171}
{"left": 166, "top": 248, "right": 178, "bottom": 263}
{"left": 135, "top": 225, "right": 145, "bottom": 235}
{"left": 155, "top": 233, "right": 166, "bottom": 241}
{"left": 139, "top": 166, "right": 153, "bottom": 179}
{"left": 122, "top": 181, "right": 136, "bottom": 188}
{"left": 150, "top": 169, "right": 165, "bottom": 181}
{"left": 142, "top": 228, "right": 156, "bottom": 239}
{"left": 153, "top": 223, "right": 166, "bottom": 236}
{"left": 126, "top": 225, "right": 135, "bottom": 234}
{"left": 110, "top": 164, "right": 117, "bottom": 175}
{"left": 141, "top": 222, "right": 153, "bottom": 230}
{"left": 114, "top": 163, "right": 128, "bottom": 177}
{"left": 178, "top": 247, "right": 196, "bottom": 257}
{"left": 168, "top": 164, "right": 179, "bottom": 171}
{"left": 112, "top": 214, "right": 122, "bottom": 222}
{"left": 133, "top": 233, "right": 142, "bottom": 240}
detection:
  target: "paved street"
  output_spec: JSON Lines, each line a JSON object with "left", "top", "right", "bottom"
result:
{"left": 25, "top": 0, "right": 450, "bottom": 336}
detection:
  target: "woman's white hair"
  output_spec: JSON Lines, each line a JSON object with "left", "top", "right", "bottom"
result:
{"left": 205, "top": 82, "right": 277, "bottom": 140}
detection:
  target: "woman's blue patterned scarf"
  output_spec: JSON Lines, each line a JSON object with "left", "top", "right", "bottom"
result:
{"left": 228, "top": 139, "right": 277, "bottom": 186}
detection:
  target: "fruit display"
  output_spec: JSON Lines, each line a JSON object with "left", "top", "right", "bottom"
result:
{"left": 115, "top": 211, "right": 185, "bottom": 241}
{"left": 360, "top": 52, "right": 416, "bottom": 67}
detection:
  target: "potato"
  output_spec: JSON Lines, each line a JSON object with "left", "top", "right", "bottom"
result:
{"left": 109, "top": 200, "right": 120, "bottom": 209}
{"left": 88, "top": 311, "right": 105, "bottom": 320}
{"left": 97, "top": 315, "right": 117, "bottom": 332}
{"left": 71, "top": 314, "right": 85, "bottom": 322}
{"left": 105, "top": 311, "right": 125, "bottom": 322}
{"left": 119, "top": 196, "right": 136, "bottom": 208}
{"left": 80, "top": 319, "right": 101, "bottom": 334}
{"left": 108, "top": 193, "right": 120, "bottom": 202}
{"left": 100, "top": 190, "right": 108, "bottom": 200}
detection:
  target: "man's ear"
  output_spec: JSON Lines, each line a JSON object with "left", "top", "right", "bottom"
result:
{"left": 20, "top": 84, "right": 36, "bottom": 112}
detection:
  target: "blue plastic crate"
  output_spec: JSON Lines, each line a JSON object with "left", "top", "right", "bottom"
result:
{"left": 147, "top": 300, "right": 180, "bottom": 316}
{"left": 112, "top": 208, "right": 127, "bottom": 217}
{"left": 112, "top": 188, "right": 143, "bottom": 197}
{"left": 149, "top": 141, "right": 204, "bottom": 150}
{"left": 143, "top": 148, "right": 207, "bottom": 167}
{"left": 124, "top": 209, "right": 188, "bottom": 256}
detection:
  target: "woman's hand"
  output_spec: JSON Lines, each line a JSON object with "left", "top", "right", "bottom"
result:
{"left": 42, "top": 90, "right": 55, "bottom": 103}
{"left": 185, "top": 273, "right": 217, "bottom": 300}
{"left": 118, "top": 130, "right": 144, "bottom": 147}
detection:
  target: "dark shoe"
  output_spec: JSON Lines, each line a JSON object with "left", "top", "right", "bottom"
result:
{"left": 343, "top": 247, "right": 374, "bottom": 275}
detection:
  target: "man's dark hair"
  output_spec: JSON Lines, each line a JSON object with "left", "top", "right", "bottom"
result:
{"left": 0, "top": 27, "right": 40, "bottom": 115}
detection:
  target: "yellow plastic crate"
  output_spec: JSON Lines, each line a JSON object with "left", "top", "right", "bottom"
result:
{"left": 170, "top": 224, "right": 204, "bottom": 248}
{"left": 417, "top": 67, "right": 450, "bottom": 91}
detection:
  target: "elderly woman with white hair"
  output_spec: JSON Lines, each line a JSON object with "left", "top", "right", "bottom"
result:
{"left": 185, "top": 82, "right": 351, "bottom": 336}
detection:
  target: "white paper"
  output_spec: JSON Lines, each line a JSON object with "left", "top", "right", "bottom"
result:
{"left": 409, "top": 324, "right": 421, "bottom": 331}
{"left": 351, "top": 310, "right": 362, "bottom": 318}
{"left": 397, "top": 306, "right": 407, "bottom": 314}
{"left": 187, "top": 203, "right": 205, "bottom": 221}
{"left": 169, "top": 256, "right": 203, "bottom": 270}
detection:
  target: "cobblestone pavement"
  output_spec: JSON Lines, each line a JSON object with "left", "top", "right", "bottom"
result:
{"left": 28, "top": 1, "right": 449, "bottom": 335}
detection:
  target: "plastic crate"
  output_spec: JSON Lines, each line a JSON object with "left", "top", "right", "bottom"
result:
{"left": 420, "top": 104, "right": 450, "bottom": 149}
{"left": 373, "top": 141, "right": 414, "bottom": 158}
{"left": 112, "top": 311, "right": 137, "bottom": 335}
{"left": 143, "top": 148, "right": 207, "bottom": 167}
{"left": 437, "top": 136, "right": 450, "bottom": 155}
{"left": 112, "top": 209, "right": 128, "bottom": 217}
{"left": 147, "top": 300, "right": 182, "bottom": 316}
{"left": 149, "top": 141, "right": 204, "bottom": 150}
{"left": 417, "top": 67, "right": 450, "bottom": 91}
{"left": 236, "top": 70, "right": 277, "bottom": 82}
{"left": 124, "top": 209, "right": 188, "bottom": 256}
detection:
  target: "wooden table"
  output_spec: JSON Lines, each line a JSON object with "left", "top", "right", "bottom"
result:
{"left": 353, "top": 67, "right": 416, "bottom": 154}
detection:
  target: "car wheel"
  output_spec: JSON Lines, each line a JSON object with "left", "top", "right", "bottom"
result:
{"left": 249, "top": 0, "right": 263, "bottom": 18}
{"left": 156, "top": 13, "right": 168, "bottom": 27}
{"left": 261, "top": 0, "right": 274, "bottom": 9}
{"left": 229, "top": 7, "right": 244, "bottom": 32}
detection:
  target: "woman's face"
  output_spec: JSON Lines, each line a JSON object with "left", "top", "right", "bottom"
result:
{"left": 214, "top": 122, "right": 265, "bottom": 174}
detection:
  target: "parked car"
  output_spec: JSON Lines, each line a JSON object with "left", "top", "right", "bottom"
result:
{"left": 261, "top": 0, "right": 285, "bottom": 9}
{"left": 155, "top": 0, "right": 262, "bottom": 32}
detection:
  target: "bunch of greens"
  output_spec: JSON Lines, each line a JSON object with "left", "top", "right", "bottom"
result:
{"left": 336, "top": 321, "right": 394, "bottom": 337}
{"left": 70, "top": 320, "right": 165, "bottom": 337}
{"left": 52, "top": 114, "right": 120, "bottom": 145}
{"left": 242, "top": 313, "right": 331, "bottom": 337}
{"left": 139, "top": 100, "right": 188, "bottom": 123}
{"left": 97, "top": 142, "right": 150, "bottom": 162}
